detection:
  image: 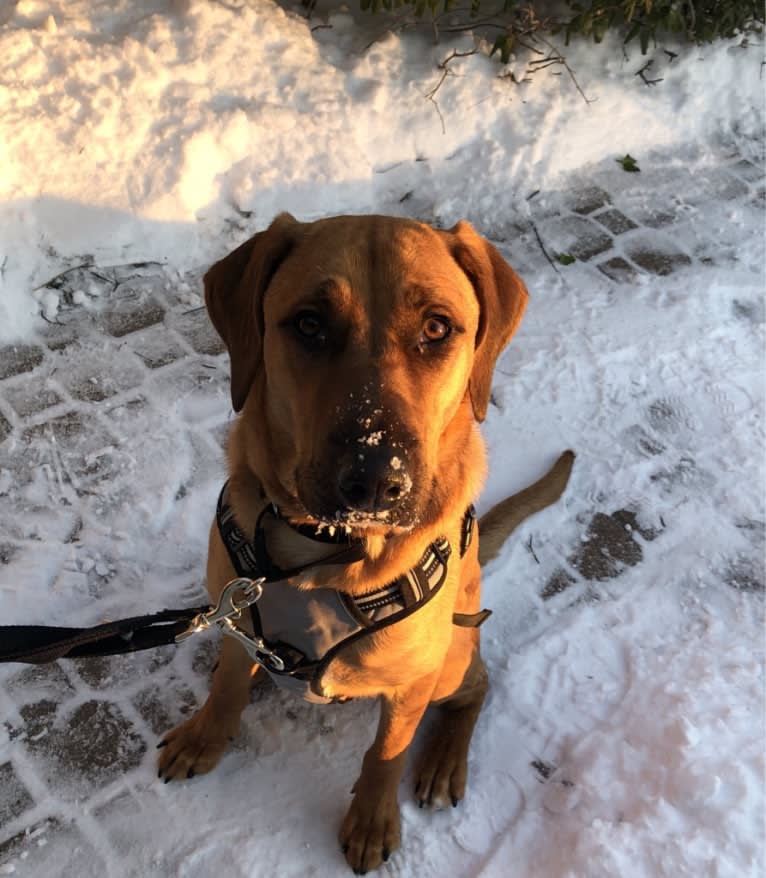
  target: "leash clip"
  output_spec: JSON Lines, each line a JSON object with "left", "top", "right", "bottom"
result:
{"left": 176, "top": 577, "right": 265, "bottom": 641}
{"left": 175, "top": 577, "right": 286, "bottom": 672}
{"left": 215, "top": 621, "right": 287, "bottom": 672}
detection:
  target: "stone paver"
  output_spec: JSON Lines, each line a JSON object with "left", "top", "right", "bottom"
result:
{"left": 0, "top": 345, "right": 44, "bottom": 381}
{"left": 0, "top": 762, "right": 34, "bottom": 825}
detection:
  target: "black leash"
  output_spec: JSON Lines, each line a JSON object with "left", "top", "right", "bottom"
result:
{"left": 0, "top": 606, "right": 210, "bottom": 665}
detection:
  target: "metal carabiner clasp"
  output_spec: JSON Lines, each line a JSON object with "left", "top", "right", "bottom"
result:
{"left": 216, "top": 620, "right": 286, "bottom": 672}
{"left": 176, "top": 577, "right": 265, "bottom": 642}
{"left": 205, "top": 577, "right": 264, "bottom": 625}
{"left": 175, "top": 577, "right": 285, "bottom": 672}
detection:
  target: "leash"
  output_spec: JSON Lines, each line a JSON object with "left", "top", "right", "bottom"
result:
{"left": 0, "top": 606, "right": 211, "bottom": 665}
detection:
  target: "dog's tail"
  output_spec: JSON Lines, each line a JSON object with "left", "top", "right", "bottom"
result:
{"left": 478, "top": 450, "right": 575, "bottom": 567}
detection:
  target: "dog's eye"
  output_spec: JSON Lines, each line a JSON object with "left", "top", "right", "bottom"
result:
{"left": 420, "top": 316, "right": 452, "bottom": 345}
{"left": 294, "top": 312, "right": 324, "bottom": 340}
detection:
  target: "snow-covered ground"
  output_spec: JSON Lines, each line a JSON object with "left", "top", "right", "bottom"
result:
{"left": 0, "top": 1, "right": 763, "bottom": 876}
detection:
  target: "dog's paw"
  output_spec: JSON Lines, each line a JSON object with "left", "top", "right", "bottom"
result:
{"left": 338, "top": 790, "right": 401, "bottom": 874}
{"left": 156, "top": 707, "right": 235, "bottom": 782}
{"left": 414, "top": 731, "right": 469, "bottom": 809}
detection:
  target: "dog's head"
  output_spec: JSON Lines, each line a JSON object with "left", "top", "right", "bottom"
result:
{"left": 205, "top": 213, "right": 527, "bottom": 532}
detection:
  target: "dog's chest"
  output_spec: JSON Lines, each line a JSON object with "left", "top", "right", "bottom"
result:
{"left": 316, "top": 575, "right": 458, "bottom": 699}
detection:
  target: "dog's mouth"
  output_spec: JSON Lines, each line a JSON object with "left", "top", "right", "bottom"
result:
{"left": 294, "top": 506, "right": 417, "bottom": 535}
{"left": 286, "top": 485, "right": 420, "bottom": 535}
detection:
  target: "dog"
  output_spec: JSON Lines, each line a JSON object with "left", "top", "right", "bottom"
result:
{"left": 157, "top": 213, "right": 573, "bottom": 873}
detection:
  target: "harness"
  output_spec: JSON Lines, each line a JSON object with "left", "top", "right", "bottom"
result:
{"left": 213, "top": 484, "right": 484, "bottom": 703}
{"left": 0, "top": 484, "right": 490, "bottom": 691}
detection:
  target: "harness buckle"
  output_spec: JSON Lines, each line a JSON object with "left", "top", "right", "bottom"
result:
{"left": 175, "top": 577, "right": 286, "bottom": 672}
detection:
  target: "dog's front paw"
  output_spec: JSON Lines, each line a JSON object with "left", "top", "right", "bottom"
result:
{"left": 156, "top": 705, "right": 236, "bottom": 782}
{"left": 339, "top": 789, "right": 401, "bottom": 874}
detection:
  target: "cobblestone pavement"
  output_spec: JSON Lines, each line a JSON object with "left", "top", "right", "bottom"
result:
{"left": 0, "top": 147, "right": 763, "bottom": 876}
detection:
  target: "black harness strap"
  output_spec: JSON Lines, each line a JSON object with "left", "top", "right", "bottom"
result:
{"left": 452, "top": 609, "right": 493, "bottom": 628}
{"left": 451, "top": 504, "right": 491, "bottom": 628}
{"left": 216, "top": 492, "right": 367, "bottom": 581}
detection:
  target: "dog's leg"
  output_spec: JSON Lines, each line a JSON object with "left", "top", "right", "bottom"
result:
{"left": 413, "top": 630, "right": 488, "bottom": 809}
{"left": 339, "top": 674, "right": 438, "bottom": 873}
{"left": 157, "top": 636, "right": 256, "bottom": 781}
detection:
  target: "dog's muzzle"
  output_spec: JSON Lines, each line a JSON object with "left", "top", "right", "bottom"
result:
{"left": 336, "top": 447, "right": 412, "bottom": 514}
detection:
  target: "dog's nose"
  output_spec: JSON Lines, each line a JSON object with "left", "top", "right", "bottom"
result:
{"left": 337, "top": 451, "right": 410, "bottom": 513}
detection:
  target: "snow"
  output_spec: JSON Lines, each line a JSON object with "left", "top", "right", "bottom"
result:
{"left": 0, "top": 1, "right": 764, "bottom": 877}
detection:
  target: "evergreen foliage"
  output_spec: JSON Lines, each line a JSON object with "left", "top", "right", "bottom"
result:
{"left": 344, "top": 0, "right": 763, "bottom": 55}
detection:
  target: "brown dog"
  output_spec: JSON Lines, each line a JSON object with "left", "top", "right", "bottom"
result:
{"left": 157, "top": 213, "right": 573, "bottom": 873}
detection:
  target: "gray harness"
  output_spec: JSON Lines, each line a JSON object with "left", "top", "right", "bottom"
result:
{"left": 217, "top": 484, "right": 485, "bottom": 703}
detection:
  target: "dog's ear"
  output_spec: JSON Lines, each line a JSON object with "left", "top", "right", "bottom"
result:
{"left": 445, "top": 220, "right": 528, "bottom": 422}
{"left": 204, "top": 213, "right": 299, "bottom": 412}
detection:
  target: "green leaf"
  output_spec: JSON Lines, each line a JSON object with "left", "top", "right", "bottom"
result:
{"left": 593, "top": 14, "right": 608, "bottom": 41}
{"left": 557, "top": 253, "right": 577, "bottom": 265}
{"left": 490, "top": 35, "right": 514, "bottom": 63}
{"left": 624, "top": 21, "right": 641, "bottom": 43}
{"left": 617, "top": 154, "right": 641, "bottom": 173}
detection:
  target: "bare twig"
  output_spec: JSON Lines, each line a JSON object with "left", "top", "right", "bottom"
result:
{"left": 530, "top": 220, "right": 560, "bottom": 275}
{"left": 34, "top": 259, "right": 166, "bottom": 293}
{"left": 535, "top": 38, "right": 594, "bottom": 105}
{"left": 427, "top": 91, "right": 447, "bottom": 135}
{"left": 635, "top": 59, "right": 663, "bottom": 86}
{"left": 498, "top": 70, "right": 532, "bottom": 86}
{"left": 105, "top": 260, "right": 165, "bottom": 270}
{"left": 33, "top": 261, "right": 94, "bottom": 291}
{"left": 527, "top": 535, "right": 540, "bottom": 564}
{"left": 40, "top": 312, "right": 65, "bottom": 326}
{"left": 529, "top": 57, "right": 566, "bottom": 72}
{"left": 424, "top": 49, "right": 478, "bottom": 133}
